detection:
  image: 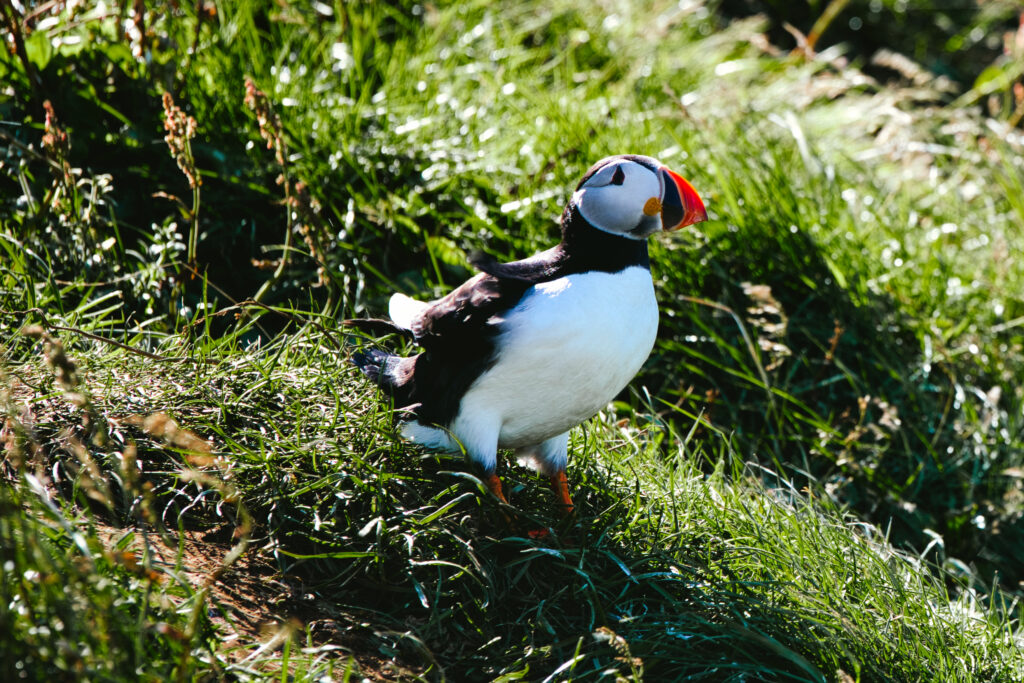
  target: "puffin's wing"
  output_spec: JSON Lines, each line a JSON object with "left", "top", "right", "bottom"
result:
{"left": 393, "top": 246, "right": 567, "bottom": 348}
{"left": 467, "top": 246, "right": 565, "bottom": 282}
{"left": 405, "top": 273, "right": 526, "bottom": 346}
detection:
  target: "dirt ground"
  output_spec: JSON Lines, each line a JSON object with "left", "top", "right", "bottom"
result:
{"left": 102, "top": 522, "right": 427, "bottom": 680}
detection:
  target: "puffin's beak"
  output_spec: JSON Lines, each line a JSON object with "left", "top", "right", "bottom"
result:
{"left": 659, "top": 167, "right": 708, "bottom": 231}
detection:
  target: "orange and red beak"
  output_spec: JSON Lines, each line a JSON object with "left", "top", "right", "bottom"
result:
{"left": 659, "top": 166, "right": 708, "bottom": 231}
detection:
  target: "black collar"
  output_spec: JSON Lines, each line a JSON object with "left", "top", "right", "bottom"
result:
{"left": 557, "top": 204, "right": 650, "bottom": 274}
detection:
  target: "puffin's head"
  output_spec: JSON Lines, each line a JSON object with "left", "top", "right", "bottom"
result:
{"left": 570, "top": 154, "right": 707, "bottom": 239}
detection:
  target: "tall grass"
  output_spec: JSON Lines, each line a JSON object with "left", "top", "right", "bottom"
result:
{"left": 2, "top": 0, "right": 1023, "bottom": 679}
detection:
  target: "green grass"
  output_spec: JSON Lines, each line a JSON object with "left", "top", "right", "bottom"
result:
{"left": 4, "top": 322, "right": 1021, "bottom": 680}
{"left": 2, "top": 0, "right": 1024, "bottom": 680}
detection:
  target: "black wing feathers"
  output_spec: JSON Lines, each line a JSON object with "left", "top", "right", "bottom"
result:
{"left": 410, "top": 246, "right": 567, "bottom": 347}
{"left": 410, "top": 274, "right": 524, "bottom": 346}
{"left": 467, "top": 246, "right": 566, "bottom": 283}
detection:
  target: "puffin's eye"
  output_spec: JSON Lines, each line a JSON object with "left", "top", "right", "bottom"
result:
{"left": 610, "top": 166, "right": 625, "bottom": 186}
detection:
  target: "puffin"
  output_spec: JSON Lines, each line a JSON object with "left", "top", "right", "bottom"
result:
{"left": 349, "top": 154, "right": 707, "bottom": 518}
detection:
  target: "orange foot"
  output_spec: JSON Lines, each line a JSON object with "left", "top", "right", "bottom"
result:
{"left": 550, "top": 471, "right": 575, "bottom": 518}
{"left": 484, "top": 472, "right": 509, "bottom": 505}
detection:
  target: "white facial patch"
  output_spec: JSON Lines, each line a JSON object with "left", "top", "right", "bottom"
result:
{"left": 574, "top": 161, "right": 663, "bottom": 237}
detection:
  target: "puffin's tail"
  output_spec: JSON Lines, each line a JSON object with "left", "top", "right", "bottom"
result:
{"left": 350, "top": 349, "right": 421, "bottom": 420}
{"left": 343, "top": 317, "right": 413, "bottom": 392}
{"left": 350, "top": 348, "right": 399, "bottom": 387}
{"left": 344, "top": 316, "right": 417, "bottom": 405}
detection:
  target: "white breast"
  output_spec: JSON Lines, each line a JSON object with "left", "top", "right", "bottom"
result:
{"left": 452, "top": 266, "right": 659, "bottom": 449}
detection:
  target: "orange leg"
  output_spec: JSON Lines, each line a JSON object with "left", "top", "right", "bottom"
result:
{"left": 484, "top": 472, "right": 509, "bottom": 505}
{"left": 484, "top": 472, "right": 516, "bottom": 527}
{"left": 549, "top": 471, "right": 574, "bottom": 517}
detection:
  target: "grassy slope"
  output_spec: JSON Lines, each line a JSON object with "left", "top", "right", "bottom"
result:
{"left": 2, "top": 0, "right": 1023, "bottom": 680}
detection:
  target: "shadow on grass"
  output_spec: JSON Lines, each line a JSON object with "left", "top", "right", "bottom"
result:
{"left": 252, "top": 431, "right": 962, "bottom": 682}
{"left": 257, "top": 452, "right": 809, "bottom": 680}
